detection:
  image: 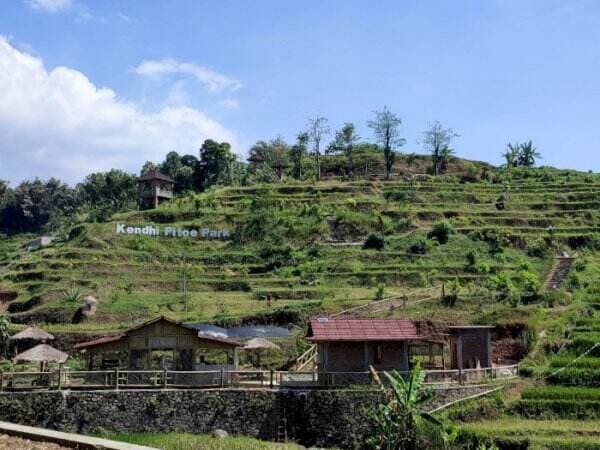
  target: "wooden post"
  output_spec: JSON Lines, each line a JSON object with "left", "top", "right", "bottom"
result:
{"left": 115, "top": 368, "right": 119, "bottom": 391}
{"left": 220, "top": 368, "right": 225, "bottom": 388}
{"left": 0, "top": 371, "right": 3, "bottom": 392}
{"left": 163, "top": 369, "right": 168, "bottom": 390}
{"left": 269, "top": 370, "right": 274, "bottom": 389}
{"left": 441, "top": 282, "right": 446, "bottom": 298}
{"left": 57, "top": 365, "right": 62, "bottom": 391}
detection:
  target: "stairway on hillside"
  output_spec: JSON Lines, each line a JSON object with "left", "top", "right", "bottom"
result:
{"left": 544, "top": 255, "right": 575, "bottom": 291}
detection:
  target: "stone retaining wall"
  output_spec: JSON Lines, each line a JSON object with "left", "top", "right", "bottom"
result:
{"left": 0, "top": 385, "right": 494, "bottom": 449}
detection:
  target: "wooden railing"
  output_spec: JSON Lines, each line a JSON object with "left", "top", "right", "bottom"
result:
{"left": 331, "top": 285, "right": 441, "bottom": 317}
{"left": 293, "top": 345, "right": 317, "bottom": 372}
{"left": 0, "top": 365, "right": 518, "bottom": 392}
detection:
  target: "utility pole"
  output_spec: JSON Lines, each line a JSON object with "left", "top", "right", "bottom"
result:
{"left": 181, "top": 253, "right": 188, "bottom": 313}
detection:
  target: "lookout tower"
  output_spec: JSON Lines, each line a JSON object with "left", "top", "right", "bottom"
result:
{"left": 137, "top": 169, "right": 174, "bottom": 209}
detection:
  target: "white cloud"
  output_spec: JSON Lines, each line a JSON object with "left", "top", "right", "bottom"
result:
{"left": 134, "top": 58, "right": 242, "bottom": 93}
{"left": 219, "top": 98, "right": 240, "bottom": 109}
{"left": 0, "top": 38, "right": 237, "bottom": 184}
{"left": 117, "top": 12, "right": 133, "bottom": 23}
{"left": 26, "top": 0, "right": 73, "bottom": 12}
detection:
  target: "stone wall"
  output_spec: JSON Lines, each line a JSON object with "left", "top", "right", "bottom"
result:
{"left": 0, "top": 385, "right": 494, "bottom": 449}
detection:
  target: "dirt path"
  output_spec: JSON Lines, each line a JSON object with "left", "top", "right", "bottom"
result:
{"left": 0, "top": 434, "right": 69, "bottom": 449}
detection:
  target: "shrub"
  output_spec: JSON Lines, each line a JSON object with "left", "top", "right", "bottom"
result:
{"left": 68, "top": 224, "right": 86, "bottom": 241}
{"left": 511, "top": 399, "right": 600, "bottom": 419}
{"left": 428, "top": 221, "right": 455, "bottom": 244}
{"left": 407, "top": 238, "right": 430, "bottom": 255}
{"left": 522, "top": 386, "right": 600, "bottom": 401}
{"left": 465, "top": 250, "right": 478, "bottom": 272}
{"left": 518, "top": 270, "right": 541, "bottom": 304}
{"left": 363, "top": 233, "right": 385, "bottom": 250}
{"left": 62, "top": 285, "right": 82, "bottom": 304}
{"left": 489, "top": 272, "right": 517, "bottom": 303}
{"left": 526, "top": 238, "right": 549, "bottom": 257}
{"left": 545, "top": 367, "right": 600, "bottom": 386}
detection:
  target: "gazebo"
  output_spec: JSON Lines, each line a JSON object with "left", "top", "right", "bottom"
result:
{"left": 13, "top": 344, "right": 68, "bottom": 371}
{"left": 9, "top": 327, "right": 55, "bottom": 355}
{"left": 243, "top": 338, "right": 280, "bottom": 368}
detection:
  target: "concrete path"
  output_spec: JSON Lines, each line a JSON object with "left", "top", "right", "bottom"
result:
{"left": 0, "top": 421, "right": 156, "bottom": 450}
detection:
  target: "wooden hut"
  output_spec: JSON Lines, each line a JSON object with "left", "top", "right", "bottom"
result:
{"left": 9, "top": 327, "right": 55, "bottom": 355}
{"left": 74, "top": 316, "right": 241, "bottom": 371}
{"left": 243, "top": 337, "right": 280, "bottom": 368}
{"left": 137, "top": 169, "right": 174, "bottom": 209}
{"left": 13, "top": 344, "right": 68, "bottom": 371}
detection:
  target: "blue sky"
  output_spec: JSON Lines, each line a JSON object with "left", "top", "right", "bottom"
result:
{"left": 1, "top": 0, "right": 599, "bottom": 184}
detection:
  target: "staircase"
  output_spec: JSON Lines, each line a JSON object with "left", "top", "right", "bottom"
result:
{"left": 544, "top": 255, "right": 575, "bottom": 291}
{"left": 291, "top": 345, "right": 317, "bottom": 372}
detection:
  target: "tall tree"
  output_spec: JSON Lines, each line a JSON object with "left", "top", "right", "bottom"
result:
{"left": 306, "top": 116, "right": 330, "bottom": 180}
{"left": 0, "top": 178, "right": 77, "bottom": 233}
{"left": 290, "top": 132, "right": 309, "bottom": 180}
{"left": 421, "top": 121, "right": 459, "bottom": 176}
{"left": 77, "top": 170, "right": 137, "bottom": 218}
{"left": 248, "top": 137, "right": 290, "bottom": 182}
{"left": 159, "top": 151, "right": 199, "bottom": 193}
{"left": 328, "top": 122, "right": 360, "bottom": 176}
{"left": 198, "top": 139, "right": 237, "bottom": 189}
{"left": 502, "top": 142, "right": 520, "bottom": 171}
{"left": 140, "top": 161, "right": 158, "bottom": 176}
{"left": 518, "top": 140, "right": 542, "bottom": 167}
{"left": 368, "top": 107, "right": 405, "bottom": 180}
{"left": 0, "top": 180, "right": 8, "bottom": 202}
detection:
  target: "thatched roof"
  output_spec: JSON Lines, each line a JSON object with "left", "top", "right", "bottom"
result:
{"left": 13, "top": 344, "right": 68, "bottom": 363}
{"left": 243, "top": 337, "right": 280, "bottom": 351}
{"left": 9, "top": 327, "right": 55, "bottom": 341}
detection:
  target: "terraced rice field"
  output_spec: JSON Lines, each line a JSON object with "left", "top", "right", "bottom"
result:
{"left": 1, "top": 175, "right": 598, "bottom": 333}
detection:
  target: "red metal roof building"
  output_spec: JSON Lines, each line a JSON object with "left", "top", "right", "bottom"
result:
{"left": 307, "top": 318, "right": 422, "bottom": 342}
{"left": 306, "top": 317, "right": 444, "bottom": 375}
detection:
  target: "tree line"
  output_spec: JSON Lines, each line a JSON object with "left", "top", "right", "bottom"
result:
{"left": 249, "top": 109, "right": 462, "bottom": 182}
{"left": 0, "top": 108, "right": 542, "bottom": 235}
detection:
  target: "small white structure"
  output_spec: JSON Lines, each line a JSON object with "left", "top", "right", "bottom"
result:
{"left": 25, "top": 236, "right": 54, "bottom": 251}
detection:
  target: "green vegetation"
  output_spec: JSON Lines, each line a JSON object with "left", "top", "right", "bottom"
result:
{"left": 96, "top": 432, "right": 306, "bottom": 450}
{"left": 367, "top": 363, "right": 456, "bottom": 450}
{"left": 1, "top": 152, "right": 600, "bottom": 448}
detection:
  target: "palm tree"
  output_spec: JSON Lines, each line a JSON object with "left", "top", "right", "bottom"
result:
{"left": 367, "top": 362, "right": 444, "bottom": 450}
{"left": 502, "top": 142, "right": 520, "bottom": 170}
{"left": 518, "top": 140, "right": 542, "bottom": 167}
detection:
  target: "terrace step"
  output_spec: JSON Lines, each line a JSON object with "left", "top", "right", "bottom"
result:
{"left": 545, "top": 256, "right": 576, "bottom": 291}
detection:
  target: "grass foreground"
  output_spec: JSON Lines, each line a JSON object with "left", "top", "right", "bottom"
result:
{"left": 96, "top": 432, "right": 307, "bottom": 450}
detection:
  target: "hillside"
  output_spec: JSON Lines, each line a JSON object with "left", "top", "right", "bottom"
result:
{"left": 1, "top": 167, "right": 598, "bottom": 335}
{"left": 2, "top": 165, "right": 600, "bottom": 448}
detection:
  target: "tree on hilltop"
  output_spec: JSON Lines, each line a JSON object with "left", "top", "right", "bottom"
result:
{"left": 306, "top": 116, "right": 330, "bottom": 180}
{"left": 518, "top": 140, "right": 542, "bottom": 167}
{"left": 290, "top": 132, "right": 309, "bottom": 180}
{"left": 248, "top": 137, "right": 290, "bottom": 182}
{"left": 198, "top": 139, "right": 238, "bottom": 189}
{"left": 328, "top": 122, "right": 360, "bottom": 176}
{"left": 77, "top": 170, "right": 136, "bottom": 220}
{"left": 421, "top": 121, "right": 459, "bottom": 176}
{"left": 368, "top": 107, "right": 405, "bottom": 180}
{"left": 501, "top": 142, "right": 520, "bottom": 171}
